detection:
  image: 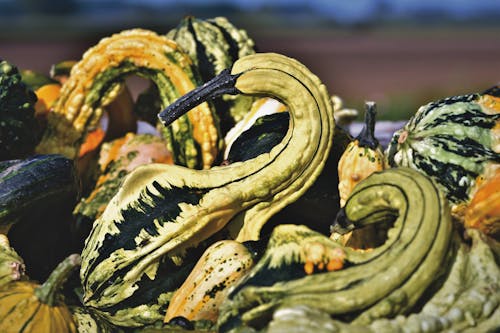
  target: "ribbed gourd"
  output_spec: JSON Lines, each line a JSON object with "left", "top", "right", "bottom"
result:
{"left": 0, "top": 154, "right": 79, "bottom": 280}
{"left": 218, "top": 167, "right": 453, "bottom": 332}
{"left": 167, "top": 16, "right": 256, "bottom": 134}
{"left": 0, "top": 254, "right": 80, "bottom": 333}
{"left": 0, "top": 59, "right": 40, "bottom": 161}
{"left": 35, "top": 29, "right": 222, "bottom": 170}
{"left": 386, "top": 86, "right": 500, "bottom": 208}
{"left": 79, "top": 53, "right": 335, "bottom": 327}
{"left": 0, "top": 234, "right": 26, "bottom": 287}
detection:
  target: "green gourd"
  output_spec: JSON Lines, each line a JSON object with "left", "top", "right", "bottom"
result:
{"left": 167, "top": 16, "right": 256, "bottom": 135}
{"left": 217, "top": 167, "right": 453, "bottom": 331}
{"left": 386, "top": 86, "right": 500, "bottom": 207}
{"left": 79, "top": 53, "right": 335, "bottom": 327}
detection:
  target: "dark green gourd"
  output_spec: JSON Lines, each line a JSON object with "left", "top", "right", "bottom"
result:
{"left": 1, "top": 154, "right": 80, "bottom": 281}
{"left": 0, "top": 59, "right": 40, "bottom": 161}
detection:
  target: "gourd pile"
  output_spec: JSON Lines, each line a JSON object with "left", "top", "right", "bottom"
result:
{"left": 0, "top": 16, "right": 499, "bottom": 333}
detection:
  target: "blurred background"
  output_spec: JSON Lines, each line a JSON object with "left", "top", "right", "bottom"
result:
{"left": 1, "top": 0, "right": 499, "bottom": 120}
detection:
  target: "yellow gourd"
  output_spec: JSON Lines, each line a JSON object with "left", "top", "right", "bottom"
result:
{"left": 0, "top": 254, "right": 80, "bottom": 333}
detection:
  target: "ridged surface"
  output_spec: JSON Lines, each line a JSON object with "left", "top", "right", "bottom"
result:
{"left": 35, "top": 29, "right": 221, "bottom": 169}
{"left": 386, "top": 89, "right": 500, "bottom": 205}
{"left": 218, "top": 168, "right": 452, "bottom": 331}
{"left": 80, "top": 53, "right": 335, "bottom": 326}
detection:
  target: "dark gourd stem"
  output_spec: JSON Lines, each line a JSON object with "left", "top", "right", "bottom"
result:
{"left": 356, "top": 101, "right": 379, "bottom": 149}
{"left": 34, "top": 254, "right": 81, "bottom": 306}
{"left": 330, "top": 209, "right": 355, "bottom": 235}
{"left": 158, "top": 68, "right": 242, "bottom": 127}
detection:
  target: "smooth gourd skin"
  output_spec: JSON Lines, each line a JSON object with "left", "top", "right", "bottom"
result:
{"left": 386, "top": 86, "right": 500, "bottom": 206}
{"left": 0, "top": 154, "right": 80, "bottom": 281}
{"left": 80, "top": 53, "right": 335, "bottom": 326}
{"left": 35, "top": 29, "right": 221, "bottom": 169}
{"left": 218, "top": 167, "right": 453, "bottom": 331}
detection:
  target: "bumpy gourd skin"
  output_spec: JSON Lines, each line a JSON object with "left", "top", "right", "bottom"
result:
{"left": 35, "top": 29, "right": 221, "bottom": 169}
{"left": 217, "top": 167, "right": 452, "bottom": 331}
{"left": 80, "top": 53, "right": 335, "bottom": 327}
{"left": 0, "top": 59, "right": 39, "bottom": 160}
{"left": 259, "top": 229, "right": 499, "bottom": 333}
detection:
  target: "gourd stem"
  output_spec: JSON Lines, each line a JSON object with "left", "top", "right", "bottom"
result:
{"left": 356, "top": 101, "right": 379, "bottom": 149}
{"left": 34, "top": 254, "right": 81, "bottom": 306}
{"left": 158, "top": 68, "right": 242, "bottom": 127}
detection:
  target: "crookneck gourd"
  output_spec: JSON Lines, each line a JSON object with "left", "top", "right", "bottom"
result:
{"left": 386, "top": 85, "right": 500, "bottom": 208}
{"left": 35, "top": 29, "right": 222, "bottom": 169}
{"left": 167, "top": 16, "right": 257, "bottom": 134}
{"left": 217, "top": 167, "right": 453, "bottom": 332}
{"left": 263, "top": 229, "right": 499, "bottom": 333}
{"left": 80, "top": 53, "right": 335, "bottom": 327}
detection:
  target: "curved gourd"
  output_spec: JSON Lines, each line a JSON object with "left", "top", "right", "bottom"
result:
{"left": 261, "top": 229, "right": 499, "bottom": 333}
{"left": 35, "top": 29, "right": 221, "bottom": 169}
{"left": 80, "top": 53, "right": 335, "bottom": 326}
{"left": 217, "top": 167, "right": 453, "bottom": 331}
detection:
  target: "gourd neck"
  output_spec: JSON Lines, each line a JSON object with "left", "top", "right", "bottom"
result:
{"left": 35, "top": 254, "right": 81, "bottom": 306}
{"left": 356, "top": 101, "right": 379, "bottom": 150}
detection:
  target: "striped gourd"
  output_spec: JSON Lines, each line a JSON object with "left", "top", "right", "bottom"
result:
{"left": 80, "top": 53, "right": 335, "bottom": 327}
{"left": 35, "top": 29, "right": 222, "bottom": 169}
{"left": 386, "top": 86, "right": 500, "bottom": 206}
{"left": 167, "top": 16, "right": 256, "bottom": 134}
{"left": 73, "top": 133, "right": 173, "bottom": 243}
{"left": 218, "top": 167, "right": 453, "bottom": 331}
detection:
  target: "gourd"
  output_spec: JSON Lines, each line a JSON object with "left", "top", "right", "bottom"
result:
{"left": 167, "top": 16, "right": 256, "bottom": 134}
{"left": 165, "top": 240, "right": 256, "bottom": 322}
{"left": 1, "top": 154, "right": 80, "bottom": 280}
{"left": 334, "top": 101, "right": 386, "bottom": 248}
{"left": 0, "top": 234, "right": 26, "bottom": 286}
{"left": 217, "top": 167, "right": 452, "bottom": 331}
{"left": 337, "top": 101, "right": 385, "bottom": 207}
{"left": 73, "top": 133, "right": 173, "bottom": 244}
{"left": 464, "top": 168, "right": 500, "bottom": 237}
{"left": 0, "top": 154, "right": 78, "bottom": 233}
{"left": 35, "top": 29, "right": 222, "bottom": 170}
{"left": 80, "top": 53, "right": 335, "bottom": 327}
{"left": 223, "top": 97, "right": 287, "bottom": 163}
{"left": 0, "top": 254, "right": 80, "bottom": 333}
{"left": 386, "top": 85, "right": 500, "bottom": 207}
{"left": 0, "top": 59, "right": 40, "bottom": 160}
{"left": 264, "top": 229, "right": 499, "bottom": 333}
